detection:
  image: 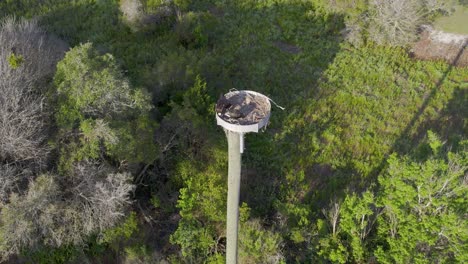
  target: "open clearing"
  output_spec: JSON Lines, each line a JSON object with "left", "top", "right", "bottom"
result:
{"left": 434, "top": 5, "right": 468, "bottom": 34}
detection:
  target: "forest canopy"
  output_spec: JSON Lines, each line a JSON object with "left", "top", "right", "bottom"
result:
{"left": 0, "top": 0, "right": 466, "bottom": 263}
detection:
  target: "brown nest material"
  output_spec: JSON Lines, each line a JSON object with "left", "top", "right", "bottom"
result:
{"left": 216, "top": 91, "right": 270, "bottom": 125}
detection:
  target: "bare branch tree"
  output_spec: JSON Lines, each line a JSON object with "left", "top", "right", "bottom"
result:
{"left": 0, "top": 164, "right": 18, "bottom": 202}
{"left": 31, "top": 161, "right": 135, "bottom": 247}
{"left": 368, "top": 0, "right": 421, "bottom": 46}
{"left": 90, "top": 173, "right": 135, "bottom": 229}
{"left": 0, "top": 164, "right": 34, "bottom": 203}
{"left": 0, "top": 161, "right": 135, "bottom": 259}
{"left": 322, "top": 200, "right": 341, "bottom": 236}
{"left": 120, "top": 0, "right": 144, "bottom": 26}
{"left": 0, "top": 17, "right": 67, "bottom": 166}
{"left": 423, "top": 0, "right": 454, "bottom": 15}
{"left": 68, "top": 161, "right": 135, "bottom": 236}
{"left": 0, "top": 17, "right": 138, "bottom": 261}
{"left": 368, "top": 0, "right": 456, "bottom": 46}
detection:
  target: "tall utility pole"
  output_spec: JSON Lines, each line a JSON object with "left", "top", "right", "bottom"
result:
{"left": 226, "top": 130, "right": 242, "bottom": 264}
{"left": 216, "top": 90, "right": 271, "bottom": 264}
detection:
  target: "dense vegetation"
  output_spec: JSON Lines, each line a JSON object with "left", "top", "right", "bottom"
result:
{"left": 0, "top": 0, "right": 466, "bottom": 263}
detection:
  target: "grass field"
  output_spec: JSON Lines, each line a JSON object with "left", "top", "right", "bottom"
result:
{"left": 434, "top": 5, "right": 468, "bottom": 34}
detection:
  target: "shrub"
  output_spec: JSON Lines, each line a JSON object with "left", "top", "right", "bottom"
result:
{"left": 7, "top": 52, "right": 24, "bottom": 69}
{"left": 239, "top": 219, "right": 285, "bottom": 264}
{"left": 174, "top": 11, "right": 217, "bottom": 49}
{"left": 0, "top": 162, "right": 135, "bottom": 260}
{"left": 53, "top": 42, "right": 157, "bottom": 166}
{"left": 54, "top": 42, "right": 151, "bottom": 127}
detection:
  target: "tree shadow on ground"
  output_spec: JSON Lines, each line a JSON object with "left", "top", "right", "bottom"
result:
{"left": 200, "top": 2, "right": 345, "bottom": 261}
{"left": 369, "top": 41, "right": 467, "bottom": 184}
{"left": 247, "top": 26, "right": 465, "bottom": 261}
{"left": 433, "top": 87, "right": 467, "bottom": 143}
{"left": 34, "top": 0, "right": 345, "bottom": 262}
{"left": 10, "top": 0, "right": 464, "bottom": 262}
{"left": 40, "top": 0, "right": 177, "bottom": 92}
{"left": 202, "top": 1, "right": 346, "bottom": 215}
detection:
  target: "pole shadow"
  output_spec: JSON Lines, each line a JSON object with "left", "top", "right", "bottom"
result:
{"left": 369, "top": 40, "right": 467, "bottom": 183}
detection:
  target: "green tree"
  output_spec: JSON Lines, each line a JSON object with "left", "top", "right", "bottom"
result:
{"left": 238, "top": 204, "right": 285, "bottom": 264}
{"left": 166, "top": 76, "right": 225, "bottom": 262}
{"left": 314, "top": 133, "right": 467, "bottom": 263}
{"left": 316, "top": 192, "right": 376, "bottom": 263}
{"left": 52, "top": 42, "right": 157, "bottom": 168}
{"left": 169, "top": 153, "right": 226, "bottom": 261}
{"left": 54, "top": 42, "right": 151, "bottom": 127}
{"left": 375, "top": 140, "right": 467, "bottom": 263}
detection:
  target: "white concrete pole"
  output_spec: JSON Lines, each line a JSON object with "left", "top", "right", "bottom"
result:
{"left": 226, "top": 130, "right": 242, "bottom": 264}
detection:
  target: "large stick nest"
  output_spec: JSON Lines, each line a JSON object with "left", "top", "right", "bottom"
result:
{"left": 216, "top": 91, "right": 270, "bottom": 125}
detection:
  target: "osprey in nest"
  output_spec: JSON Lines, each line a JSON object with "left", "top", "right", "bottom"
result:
{"left": 216, "top": 94, "right": 247, "bottom": 119}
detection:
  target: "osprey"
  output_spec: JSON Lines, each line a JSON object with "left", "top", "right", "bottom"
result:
{"left": 216, "top": 94, "right": 246, "bottom": 119}
{"left": 216, "top": 94, "right": 231, "bottom": 115}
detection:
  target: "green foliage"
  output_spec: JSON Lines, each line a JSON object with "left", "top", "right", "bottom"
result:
{"left": 106, "top": 115, "right": 159, "bottom": 163}
{"left": 1, "top": 0, "right": 467, "bottom": 263}
{"left": 338, "top": 192, "right": 374, "bottom": 262}
{"left": 428, "top": 130, "right": 443, "bottom": 155}
{"left": 145, "top": 0, "right": 165, "bottom": 10}
{"left": 152, "top": 72, "right": 220, "bottom": 261}
{"left": 374, "top": 140, "right": 467, "bottom": 263}
{"left": 7, "top": 52, "right": 24, "bottom": 69}
{"left": 170, "top": 218, "right": 218, "bottom": 259}
{"left": 150, "top": 195, "right": 161, "bottom": 209}
{"left": 169, "top": 144, "right": 226, "bottom": 261}
{"left": 0, "top": 0, "right": 59, "bottom": 18}
{"left": 314, "top": 192, "right": 375, "bottom": 263}
{"left": 278, "top": 44, "right": 465, "bottom": 204}
{"left": 96, "top": 211, "right": 142, "bottom": 259}
{"left": 101, "top": 212, "right": 139, "bottom": 244}
{"left": 239, "top": 219, "right": 285, "bottom": 264}
{"left": 314, "top": 134, "right": 467, "bottom": 263}
{"left": 175, "top": 11, "right": 217, "bottom": 48}
{"left": 54, "top": 42, "right": 151, "bottom": 127}
{"left": 124, "top": 243, "right": 151, "bottom": 261}
{"left": 168, "top": 77, "right": 225, "bottom": 260}
{"left": 239, "top": 207, "right": 285, "bottom": 264}
{"left": 170, "top": 75, "right": 215, "bottom": 124}
{"left": 53, "top": 42, "right": 156, "bottom": 168}
{"left": 174, "top": 0, "right": 191, "bottom": 10}
{"left": 93, "top": 210, "right": 161, "bottom": 263}
{"left": 22, "top": 245, "right": 80, "bottom": 264}
{"left": 84, "top": 235, "right": 107, "bottom": 257}
{"left": 316, "top": 235, "right": 348, "bottom": 264}
{"left": 175, "top": 151, "right": 226, "bottom": 222}
{"left": 316, "top": 0, "right": 368, "bottom": 18}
